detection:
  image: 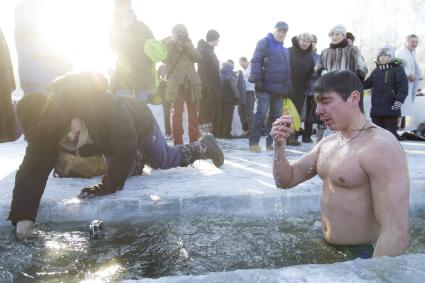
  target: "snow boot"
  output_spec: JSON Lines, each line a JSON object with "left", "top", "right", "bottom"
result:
{"left": 179, "top": 134, "right": 224, "bottom": 168}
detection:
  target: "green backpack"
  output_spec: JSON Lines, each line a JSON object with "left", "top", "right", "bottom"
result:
{"left": 144, "top": 39, "right": 168, "bottom": 104}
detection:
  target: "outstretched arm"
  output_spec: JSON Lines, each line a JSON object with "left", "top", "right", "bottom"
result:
{"left": 361, "top": 137, "right": 410, "bottom": 257}
{"left": 271, "top": 115, "right": 320, "bottom": 188}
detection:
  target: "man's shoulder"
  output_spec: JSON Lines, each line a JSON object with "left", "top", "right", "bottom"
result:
{"left": 360, "top": 126, "right": 403, "bottom": 158}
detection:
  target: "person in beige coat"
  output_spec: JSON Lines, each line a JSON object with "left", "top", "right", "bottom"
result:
{"left": 164, "top": 24, "right": 202, "bottom": 145}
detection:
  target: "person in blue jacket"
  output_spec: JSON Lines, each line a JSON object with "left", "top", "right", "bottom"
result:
{"left": 363, "top": 46, "right": 408, "bottom": 139}
{"left": 248, "top": 21, "right": 292, "bottom": 152}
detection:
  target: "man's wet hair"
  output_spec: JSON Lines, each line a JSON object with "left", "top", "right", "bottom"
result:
{"left": 314, "top": 70, "right": 364, "bottom": 113}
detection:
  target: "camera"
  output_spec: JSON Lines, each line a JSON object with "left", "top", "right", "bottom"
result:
{"left": 89, "top": 219, "right": 104, "bottom": 239}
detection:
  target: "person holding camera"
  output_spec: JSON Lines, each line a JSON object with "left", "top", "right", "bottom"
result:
{"left": 163, "top": 24, "right": 202, "bottom": 145}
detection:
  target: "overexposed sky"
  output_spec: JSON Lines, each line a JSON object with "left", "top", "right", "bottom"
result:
{"left": 0, "top": 0, "right": 423, "bottom": 93}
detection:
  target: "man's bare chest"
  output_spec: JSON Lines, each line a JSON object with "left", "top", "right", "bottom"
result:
{"left": 317, "top": 142, "right": 368, "bottom": 188}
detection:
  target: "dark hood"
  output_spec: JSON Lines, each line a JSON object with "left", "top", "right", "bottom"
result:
{"left": 220, "top": 62, "right": 234, "bottom": 80}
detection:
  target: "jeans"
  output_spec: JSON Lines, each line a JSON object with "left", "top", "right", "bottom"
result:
{"left": 249, "top": 92, "right": 283, "bottom": 146}
{"left": 116, "top": 88, "right": 154, "bottom": 104}
{"left": 105, "top": 119, "right": 183, "bottom": 177}
{"left": 139, "top": 120, "right": 182, "bottom": 169}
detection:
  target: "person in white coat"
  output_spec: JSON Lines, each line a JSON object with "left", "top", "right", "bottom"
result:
{"left": 396, "top": 34, "right": 422, "bottom": 128}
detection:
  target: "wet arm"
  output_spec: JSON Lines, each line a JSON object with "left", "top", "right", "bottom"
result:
{"left": 273, "top": 143, "right": 319, "bottom": 189}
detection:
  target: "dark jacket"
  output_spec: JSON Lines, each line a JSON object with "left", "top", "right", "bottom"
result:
{"left": 288, "top": 36, "right": 314, "bottom": 96}
{"left": 0, "top": 29, "right": 17, "bottom": 142}
{"left": 305, "top": 49, "right": 320, "bottom": 97}
{"left": 9, "top": 93, "right": 154, "bottom": 224}
{"left": 220, "top": 62, "right": 240, "bottom": 104}
{"left": 249, "top": 33, "right": 292, "bottom": 96}
{"left": 197, "top": 39, "right": 220, "bottom": 92}
{"left": 363, "top": 59, "right": 408, "bottom": 117}
{"left": 110, "top": 20, "right": 155, "bottom": 90}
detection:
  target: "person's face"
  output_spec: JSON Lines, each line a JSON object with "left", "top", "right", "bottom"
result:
{"left": 406, "top": 37, "right": 419, "bottom": 51}
{"left": 330, "top": 32, "right": 344, "bottom": 44}
{"left": 61, "top": 118, "right": 83, "bottom": 145}
{"left": 378, "top": 54, "right": 391, "bottom": 64}
{"left": 239, "top": 60, "right": 249, "bottom": 69}
{"left": 347, "top": 38, "right": 354, "bottom": 46}
{"left": 273, "top": 29, "right": 288, "bottom": 42}
{"left": 315, "top": 91, "right": 359, "bottom": 131}
{"left": 298, "top": 38, "right": 312, "bottom": 50}
{"left": 312, "top": 42, "right": 317, "bottom": 50}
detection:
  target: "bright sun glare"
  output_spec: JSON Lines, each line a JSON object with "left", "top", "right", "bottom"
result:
{"left": 40, "top": 0, "right": 115, "bottom": 72}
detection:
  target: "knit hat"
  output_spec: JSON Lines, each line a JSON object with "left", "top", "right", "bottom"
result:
{"left": 328, "top": 24, "right": 346, "bottom": 37}
{"left": 172, "top": 24, "right": 188, "bottom": 36}
{"left": 377, "top": 45, "right": 395, "bottom": 61}
{"left": 206, "top": 29, "right": 220, "bottom": 42}
{"left": 274, "top": 21, "right": 288, "bottom": 31}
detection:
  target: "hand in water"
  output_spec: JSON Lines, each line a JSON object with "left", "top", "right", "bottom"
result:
{"left": 16, "top": 220, "right": 35, "bottom": 237}
{"left": 271, "top": 115, "right": 294, "bottom": 146}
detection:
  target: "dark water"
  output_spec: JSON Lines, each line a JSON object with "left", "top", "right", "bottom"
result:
{"left": 1, "top": 211, "right": 425, "bottom": 282}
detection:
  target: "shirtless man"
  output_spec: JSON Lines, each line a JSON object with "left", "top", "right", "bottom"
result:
{"left": 272, "top": 70, "right": 409, "bottom": 258}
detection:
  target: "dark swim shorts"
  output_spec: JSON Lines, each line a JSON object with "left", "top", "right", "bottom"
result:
{"left": 329, "top": 243, "right": 374, "bottom": 259}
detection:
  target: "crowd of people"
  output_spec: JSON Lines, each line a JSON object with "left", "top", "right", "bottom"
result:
{"left": 0, "top": 0, "right": 421, "bottom": 258}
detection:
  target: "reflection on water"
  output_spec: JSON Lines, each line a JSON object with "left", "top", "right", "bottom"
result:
{"left": 1, "top": 210, "right": 425, "bottom": 282}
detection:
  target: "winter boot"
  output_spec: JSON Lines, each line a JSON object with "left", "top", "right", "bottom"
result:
{"left": 179, "top": 134, "right": 224, "bottom": 168}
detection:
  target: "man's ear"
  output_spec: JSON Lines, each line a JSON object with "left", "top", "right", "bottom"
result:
{"left": 350, "top": 91, "right": 361, "bottom": 105}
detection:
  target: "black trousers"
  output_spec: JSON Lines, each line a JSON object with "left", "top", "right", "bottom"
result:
{"left": 199, "top": 89, "right": 220, "bottom": 125}
{"left": 238, "top": 91, "right": 256, "bottom": 132}
{"left": 371, "top": 116, "right": 399, "bottom": 138}
{"left": 218, "top": 102, "right": 235, "bottom": 138}
{"left": 304, "top": 96, "right": 321, "bottom": 137}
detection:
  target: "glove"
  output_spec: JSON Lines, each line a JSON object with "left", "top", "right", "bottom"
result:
{"left": 78, "top": 183, "right": 115, "bottom": 199}
{"left": 254, "top": 80, "right": 264, "bottom": 92}
{"left": 320, "top": 69, "right": 329, "bottom": 76}
{"left": 391, "top": 101, "right": 403, "bottom": 111}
